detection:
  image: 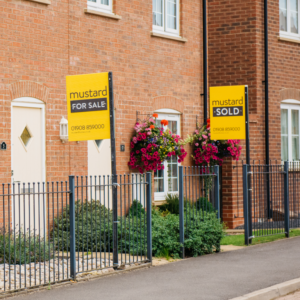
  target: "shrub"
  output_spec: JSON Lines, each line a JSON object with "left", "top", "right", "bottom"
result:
{"left": 159, "top": 194, "right": 216, "bottom": 215}
{"left": 194, "top": 197, "right": 216, "bottom": 213}
{"left": 0, "top": 229, "right": 53, "bottom": 264}
{"left": 152, "top": 207, "right": 224, "bottom": 258}
{"left": 159, "top": 194, "right": 181, "bottom": 215}
{"left": 128, "top": 200, "right": 146, "bottom": 218}
{"left": 52, "top": 199, "right": 225, "bottom": 259}
{"left": 52, "top": 200, "right": 114, "bottom": 253}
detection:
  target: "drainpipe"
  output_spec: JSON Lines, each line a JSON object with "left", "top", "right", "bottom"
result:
{"left": 203, "top": 0, "right": 208, "bottom": 124}
{"left": 264, "top": 0, "right": 269, "bottom": 163}
{"left": 264, "top": 0, "right": 271, "bottom": 218}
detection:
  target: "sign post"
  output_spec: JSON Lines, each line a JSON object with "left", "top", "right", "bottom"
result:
{"left": 66, "top": 71, "right": 118, "bottom": 264}
{"left": 210, "top": 85, "right": 252, "bottom": 242}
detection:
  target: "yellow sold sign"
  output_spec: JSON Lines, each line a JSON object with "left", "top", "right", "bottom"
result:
{"left": 210, "top": 85, "right": 246, "bottom": 140}
{"left": 66, "top": 73, "right": 111, "bottom": 142}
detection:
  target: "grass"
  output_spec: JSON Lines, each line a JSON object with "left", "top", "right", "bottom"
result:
{"left": 221, "top": 229, "right": 300, "bottom": 247}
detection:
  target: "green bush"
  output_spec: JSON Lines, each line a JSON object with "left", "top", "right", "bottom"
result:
{"left": 159, "top": 194, "right": 216, "bottom": 215}
{"left": 159, "top": 194, "right": 183, "bottom": 215}
{"left": 0, "top": 229, "right": 53, "bottom": 264}
{"left": 152, "top": 206, "right": 224, "bottom": 258}
{"left": 128, "top": 200, "right": 146, "bottom": 218}
{"left": 52, "top": 200, "right": 114, "bottom": 252}
{"left": 194, "top": 197, "right": 216, "bottom": 213}
{"left": 52, "top": 199, "right": 224, "bottom": 259}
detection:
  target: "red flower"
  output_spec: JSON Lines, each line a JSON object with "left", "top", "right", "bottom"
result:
{"left": 161, "top": 119, "right": 169, "bottom": 126}
{"left": 153, "top": 113, "right": 158, "bottom": 118}
{"left": 150, "top": 125, "right": 155, "bottom": 129}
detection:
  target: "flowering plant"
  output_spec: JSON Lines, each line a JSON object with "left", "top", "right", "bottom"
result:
{"left": 186, "top": 119, "right": 242, "bottom": 166}
{"left": 128, "top": 115, "right": 187, "bottom": 173}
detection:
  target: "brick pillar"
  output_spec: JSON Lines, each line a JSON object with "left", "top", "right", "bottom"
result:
{"left": 221, "top": 158, "right": 244, "bottom": 229}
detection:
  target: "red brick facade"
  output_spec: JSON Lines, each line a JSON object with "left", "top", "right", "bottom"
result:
{"left": 0, "top": 0, "right": 203, "bottom": 184}
{"left": 1, "top": 0, "right": 299, "bottom": 228}
{"left": 208, "top": 0, "right": 300, "bottom": 228}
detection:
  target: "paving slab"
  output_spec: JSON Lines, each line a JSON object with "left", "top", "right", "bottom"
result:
{"left": 9, "top": 237, "right": 300, "bottom": 300}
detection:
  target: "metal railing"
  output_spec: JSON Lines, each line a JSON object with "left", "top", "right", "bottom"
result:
{"left": 0, "top": 173, "right": 152, "bottom": 294}
{"left": 243, "top": 163, "right": 289, "bottom": 245}
{"left": 0, "top": 181, "right": 71, "bottom": 293}
{"left": 288, "top": 162, "right": 300, "bottom": 229}
{"left": 178, "top": 166, "right": 220, "bottom": 258}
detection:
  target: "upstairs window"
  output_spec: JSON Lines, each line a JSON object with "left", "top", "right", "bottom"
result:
{"left": 153, "top": 0, "right": 180, "bottom": 36}
{"left": 88, "top": 0, "right": 112, "bottom": 13}
{"left": 280, "top": 0, "right": 300, "bottom": 39}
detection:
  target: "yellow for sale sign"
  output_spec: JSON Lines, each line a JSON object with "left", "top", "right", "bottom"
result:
{"left": 66, "top": 73, "right": 111, "bottom": 142}
{"left": 210, "top": 85, "right": 246, "bottom": 140}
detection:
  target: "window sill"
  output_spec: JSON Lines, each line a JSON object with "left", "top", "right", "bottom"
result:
{"left": 84, "top": 9, "right": 122, "bottom": 20}
{"left": 278, "top": 36, "right": 300, "bottom": 44}
{"left": 25, "top": 0, "right": 51, "bottom": 4}
{"left": 151, "top": 32, "right": 187, "bottom": 43}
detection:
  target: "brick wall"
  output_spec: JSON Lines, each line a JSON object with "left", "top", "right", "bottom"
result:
{"left": 0, "top": 0, "right": 204, "bottom": 184}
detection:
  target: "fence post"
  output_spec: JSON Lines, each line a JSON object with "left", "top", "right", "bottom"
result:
{"left": 112, "top": 175, "right": 119, "bottom": 267}
{"left": 179, "top": 166, "right": 185, "bottom": 259}
{"left": 214, "top": 165, "right": 221, "bottom": 253}
{"left": 69, "top": 175, "right": 76, "bottom": 280}
{"left": 146, "top": 172, "right": 152, "bottom": 263}
{"left": 214, "top": 165, "right": 220, "bottom": 219}
{"left": 284, "top": 161, "right": 290, "bottom": 238}
{"left": 243, "top": 165, "right": 249, "bottom": 246}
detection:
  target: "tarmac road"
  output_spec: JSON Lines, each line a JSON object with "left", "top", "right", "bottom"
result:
{"left": 13, "top": 237, "right": 300, "bottom": 300}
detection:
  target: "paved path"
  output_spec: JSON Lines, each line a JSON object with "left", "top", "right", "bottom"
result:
{"left": 277, "top": 290, "right": 300, "bottom": 300}
{"left": 13, "top": 237, "right": 300, "bottom": 300}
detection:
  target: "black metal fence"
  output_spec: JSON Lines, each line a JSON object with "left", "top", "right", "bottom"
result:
{"left": 178, "top": 166, "right": 220, "bottom": 258}
{"left": 243, "top": 163, "right": 290, "bottom": 245}
{"left": 0, "top": 173, "right": 152, "bottom": 294}
{"left": 288, "top": 162, "right": 300, "bottom": 229}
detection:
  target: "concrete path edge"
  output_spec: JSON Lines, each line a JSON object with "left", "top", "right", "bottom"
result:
{"left": 229, "top": 278, "right": 300, "bottom": 300}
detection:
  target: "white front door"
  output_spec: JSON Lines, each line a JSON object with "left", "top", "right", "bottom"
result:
{"left": 154, "top": 113, "right": 180, "bottom": 202}
{"left": 88, "top": 139, "right": 112, "bottom": 207}
{"left": 12, "top": 99, "right": 45, "bottom": 234}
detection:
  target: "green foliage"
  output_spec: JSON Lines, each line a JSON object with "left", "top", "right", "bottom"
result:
{"left": 117, "top": 214, "right": 147, "bottom": 256}
{"left": 0, "top": 229, "right": 53, "bottom": 264}
{"left": 128, "top": 200, "right": 146, "bottom": 218}
{"left": 159, "top": 194, "right": 216, "bottom": 215}
{"left": 194, "top": 197, "right": 216, "bottom": 213}
{"left": 52, "top": 200, "right": 113, "bottom": 252}
{"left": 52, "top": 199, "right": 225, "bottom": 260}
{"left": 159, "top": 194, "right": 181, "bottom": 215}
{"left": 152, "top": 206, "right": 224, "bottom": 258}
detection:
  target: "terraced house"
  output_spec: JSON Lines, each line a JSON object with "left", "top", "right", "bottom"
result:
{"left": 0, "top": 0, "right": 300, "bottom": 229}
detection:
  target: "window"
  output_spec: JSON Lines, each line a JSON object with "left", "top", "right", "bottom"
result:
{"left": 280, "top": 0, "right": 300, "bottom": 39}
{"left": 154, "top": 112, "right": 180, "bottom": 201}
{"left": 95, "top": 140, "right": 103, "bottom": 148}
{"left": 281, "top": 104, "right": 300, "bottom": 161}
{"left": 87, "top": 0, "right": 112, "bottom": 13}
{"left": 153, "top": 0, "right": 180, "bottom": 36}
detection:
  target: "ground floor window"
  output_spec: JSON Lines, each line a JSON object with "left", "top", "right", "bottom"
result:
{"left": 281, "top": 103, "right": 300, "bottom": 161}
{"left": 154, "top": 111, "right": 180, "bottom": 201}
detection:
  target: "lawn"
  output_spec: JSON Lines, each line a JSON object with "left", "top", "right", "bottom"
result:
{"left": 221, "top": 229, "right": 300, "bottom": 247}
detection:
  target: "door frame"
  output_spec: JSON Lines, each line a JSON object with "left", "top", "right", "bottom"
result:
{"left": 154, "top": 109, "right": 181, "bottom": 202}
{"left": 11, "top": 97, "right": 46, "bottom": 183}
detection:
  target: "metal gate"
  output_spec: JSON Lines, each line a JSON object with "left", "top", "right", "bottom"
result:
{"left": 243, "top": 162, "right": 290, "bottom": 245}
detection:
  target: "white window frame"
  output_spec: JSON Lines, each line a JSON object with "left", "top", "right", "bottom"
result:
{"left": 87, "top": 0, "right": 112, "bottom": 13}
{"left": 280, "top": 0, "right": 300, "bottom": 41}
{"left": 154, "top": 110, "right": 181, "bottom": 201}
{"left": 281, "top": 102, "right": 300, "bottom": 161}
{"left": 153, "top": 0, "right": 180, "bottom": 37}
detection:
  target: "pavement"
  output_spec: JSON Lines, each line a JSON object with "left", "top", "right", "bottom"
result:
{"left": 11, "top": 237, "right": 300, "bottom": 300}
{"left": 277, "top": 290, "right": 300, "bottom": 299}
